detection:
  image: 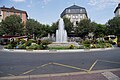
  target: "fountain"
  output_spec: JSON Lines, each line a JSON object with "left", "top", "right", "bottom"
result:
{"left": 48, "top": 18, "right": 80, "bottom": 49}
{"left": 56, "top": 18, "right": 67, "bottom": 43}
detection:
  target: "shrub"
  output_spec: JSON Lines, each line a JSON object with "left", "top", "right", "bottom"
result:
{"left": 26, "top": 39, "right": 33, "bottom": 46}
{"left": 37, "top": 40, "right": 41, "bottom": 45}
{"left": 79, "top": 45, "right": 84, "bottom": 49}
{"left": 69, "top": 44, "right": 74, "bottom": 49}
{"left": 90, "top": 44, "right": 96, "bottom": 48}
{"left": 96, "top": 44, "right": 101, "bottom": 48}
{"left": 105, "top": 43, "right": 112, "bottom": 48}
{"left": 18, "top": 44, "right": 26, "bottom": 49}
{"left": 83, "top": 40, "right": 91, "bottom": 44}
{"left": 42, "top": 45, "right": 48, "bottom": 49}
{"left": 4, "top": 44, "right": 13, "bottom": 49}
{"left": 10, "top": 40, "right": 17, "bottom": 48}
{"left": 84, "top": 44, "right": 90, "bottom": 49}
{"left": 28, "top": 43, "right": 40, "bottom": 50}
{"left": 41, "top": 40, "right": 52, "bottom": 45}
{"left": 20, "top": 39, "right": 26, "bottom": 44}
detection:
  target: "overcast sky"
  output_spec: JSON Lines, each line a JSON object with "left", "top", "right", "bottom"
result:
{"left": 0, "top": 0, "right": 120, "bottom": 25}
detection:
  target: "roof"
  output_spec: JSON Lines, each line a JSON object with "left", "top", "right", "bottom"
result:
{"left": 66, "top": 5, "right": 85, "bottom": 9}
{"left": 0, "top": 6, "right": 28, "bottom": 17}
{"left": 114, "top": 3, "right": 120, "bottom": 13}
{"left": 61, "top": 5, "right": 87, "bottom": 17}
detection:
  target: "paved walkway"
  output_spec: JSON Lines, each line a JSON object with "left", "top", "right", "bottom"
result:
{"left": 0, "top": 69, "right": 120, "bottom": 80}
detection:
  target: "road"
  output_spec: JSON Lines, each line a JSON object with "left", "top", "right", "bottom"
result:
{"left": 0, "top": 48, "right": 120, "bottom": 77}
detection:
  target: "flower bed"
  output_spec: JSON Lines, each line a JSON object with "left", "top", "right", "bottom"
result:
{"left": 4, "top": 38, "right": 113, "bottom": 50}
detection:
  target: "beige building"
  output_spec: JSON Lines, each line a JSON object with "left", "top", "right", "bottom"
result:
{"left": 61, "top": 5, "right": 88, "bottom": 26}
{"left": 114, "top": 3, "right": 120, "bottom": 17}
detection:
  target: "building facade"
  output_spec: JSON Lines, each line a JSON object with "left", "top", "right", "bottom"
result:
{"left": 61, "top": 5, "right": 88, "bottom": 26}
{"left": 114, "top": 3, "right": 120, "bottom": 17}
{"left": 0, "top": 6, "right": 28, "bottom": 25}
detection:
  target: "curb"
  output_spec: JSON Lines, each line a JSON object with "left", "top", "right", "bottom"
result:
{"left": 0, "top": 68, "right": 120, "bottom": 80}
{"left": 1, "top": 47, "right": 114, "bottom": 53}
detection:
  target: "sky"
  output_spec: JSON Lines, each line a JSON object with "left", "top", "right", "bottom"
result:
{"left": 0, "top": 0, "right": 120, "bottom": 25}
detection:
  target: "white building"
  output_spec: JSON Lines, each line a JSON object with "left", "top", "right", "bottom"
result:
{"left": 61, "top": 5, "right": 88, "bottom": 26}
{"left": 114, "top": 3, "right": 120, "bottom": 17}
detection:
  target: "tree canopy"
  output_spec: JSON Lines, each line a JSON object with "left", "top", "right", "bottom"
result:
{"left": 26, "top": 18, "right": 50, "bottom": 38}
{"left": 1, "top": 15, "right": 120, "bottom": 39}
{"left": 106, "top": 17, "right": 120, "bottom": 35}
{"left": 0, "top": 15, "right": 24, "bottom": 36}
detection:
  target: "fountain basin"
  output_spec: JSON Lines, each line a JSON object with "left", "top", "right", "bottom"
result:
{"left": 48, "top": 42, "right": 80, "bottom": 49}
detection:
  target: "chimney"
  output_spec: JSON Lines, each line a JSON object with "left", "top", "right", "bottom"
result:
{"left": 11, "top": 6, "right": 15, "bottom": 9}
{"left": 3, "top": 5, "right": 5, "bottom": 8}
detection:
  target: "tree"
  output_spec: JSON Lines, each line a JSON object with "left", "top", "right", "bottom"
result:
{"left": 106, "top": 17, "right": 120, "bottom": 35}
{"left": 41, "top": 24, "right": 51, "bottom": 37}
{"left": 63, "top": 17, "right": 73, "bottom": 35}
{"left": 50, "top": 22, "right": 58, "bottom": 34}
{"left": 26, "top": 19, "right": 42, "bottom": 38}
{"left": 0, "top": 15, "right": 24, "bottom": 35}
{"left": 93, "top": 24, "right": 106, "bottom": 38}
{"left": 76, "top": 19, "right": 92, "bottom": 37}
{"left": 26, "top": 19, "right": 51, "bottom": 38}
{"left": 0, "top": 22, "right": 5, "bottom": 36}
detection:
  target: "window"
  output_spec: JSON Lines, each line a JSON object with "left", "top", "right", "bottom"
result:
{"left": 80, "top": 14, "right": 83, "bottom": 18}
{"left": 6, "top": 11, "right": 9, "bottom": 16}
{"left": 76, "top": 16, "right": 78, "bottom": 18}
{"left": 67, "top": 9, "right": 71, "bottom": 13}
{"left": 72, "top": 16, "right": 75, "bottom": 18}
{"left": 80, "top": 9, "right": 83, "bottom": 12}
{"left": 14, "top": 12, "right": 16, "bottom": 15}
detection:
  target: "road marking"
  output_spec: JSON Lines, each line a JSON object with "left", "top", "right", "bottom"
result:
{"left": 22, "top": 69, "right": 35, "bottom": 75}
{"left": 88, "top": 60, "right": 98, "bottom": 72}
{"left": 36, "top": 63, "right": 50, "bottom": 69}
{"left": 52, "top": 62, "right": 88, "bottom": 72}
{"left": 99, "top": 60, "right": 120, "bottom": 64}
{"left": 102, "top": 71, "right": 120, "bottom": 80}
{"left": 21, "top": 63, "right": 50, "bottom": 75}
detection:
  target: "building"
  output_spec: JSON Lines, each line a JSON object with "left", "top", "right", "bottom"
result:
{"left": 0, "top": 6, "right": 28, "bottom": 25}
{"left": 61, "top": 4, "right": 88, "bottom": 26}
{"left": 114, "top": 3, "right": 120, "bottom": 17}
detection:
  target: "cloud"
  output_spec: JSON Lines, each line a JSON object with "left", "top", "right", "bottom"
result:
{"left": 88, "top": 0, "right": 120, "bottom": 10}
{"left": 11, "top": 0, "right": 26, "bottom": 2}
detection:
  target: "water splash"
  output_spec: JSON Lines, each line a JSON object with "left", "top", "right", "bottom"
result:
{"left": 56, "top": 18, "right": 67, "bottom": 43}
